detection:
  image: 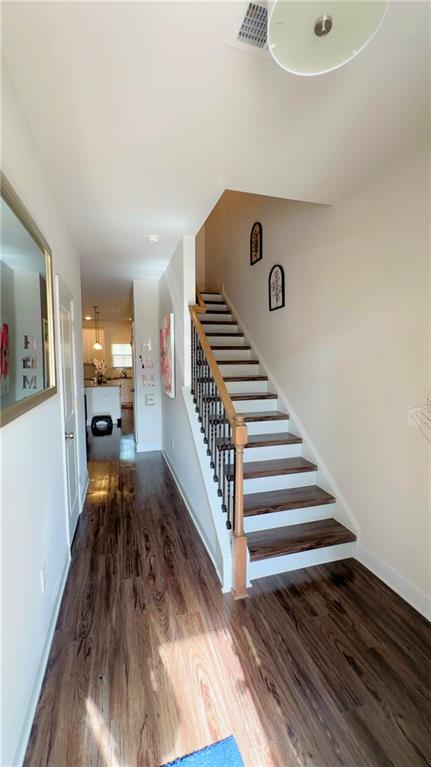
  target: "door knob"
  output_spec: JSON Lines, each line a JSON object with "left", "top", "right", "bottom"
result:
{"left": 65, "top": 431, "right": 75, "bottom": 440}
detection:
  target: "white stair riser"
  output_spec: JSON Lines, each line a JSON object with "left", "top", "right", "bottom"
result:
{"left": 202, "top": 323, "right": 239, "bottom": 333}
{"left": 235, "top": 398, "right": 278, "bottom": 413}
{"left": 243, "top": 471, "right": 316, "bottom": 494}
{"left": 200, "top": 312, "right": 233, "bottom": 322}
{"left": 244, "top": 443, "right": 301, "bottom": 462}
{"left": 213, "top": 349, "right": 253, "bottom": 361}
{"left": 219, "top": 363, "right": 260, "bottom": 377}
{"left": 201, "top": 293, "right": 223, "bottom": 301}
{"left": 209, "top": 336, "right": 247, "bottom": 346}
{"left": 226, "top": 380, "right": 268, "bottom": 394}
{"left": 244, "top": 504, "right": 336, "bottom": 533}
{"left": 203, "top": 304, "right": 229, "bottom": 313}
{"left": 246, "top": 418, "right": 290, "bottom": 434}
{"left": 248, "top": 542, "right": 357, "bottom": 581}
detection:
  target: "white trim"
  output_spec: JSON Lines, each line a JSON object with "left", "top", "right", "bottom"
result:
{"left": 249, "top": 542, "right": 357, "bottom": 581}
{"left": 223, "top": 288, "right": 360, "bottom": 537}
{"left": 162, "top": 449, "right": 227, "bottom": 591}
{"left": 136, "top": 441, "right": 162, "bottom": 453}
{"left": 357, "top": 544, "right": 431, "bottom": 621}
{"left": 55, "top": 274, "right": 80, "bottom": 547}
{"left": 13, "top": 551, "right": 70, "bottom": 767}
{"left": 80, "top": 470, "right": 89, "bottom": 509}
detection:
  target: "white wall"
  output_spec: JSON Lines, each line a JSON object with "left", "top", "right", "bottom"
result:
{"left": 195, "top": 224, "right": 206, "bottom": 291}
{"left": 1, "top": 67, "right": 87, "bottom": 766}
{"left": 204, "top": 140, "right": 430, "bottom": 610}
{"left": 133, "top": 278, "right": 162, "bottom": 451}
{"left": 159, "top": 237, "right": 224, "bottom": 580}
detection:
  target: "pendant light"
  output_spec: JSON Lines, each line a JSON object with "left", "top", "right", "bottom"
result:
{"left": 92, "top": 306, "right": 103, "bottom": 351}
{"left": 268, "top": 1, "right": 388, "bottom": 77}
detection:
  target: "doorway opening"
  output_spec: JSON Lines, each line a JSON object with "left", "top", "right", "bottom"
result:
{"left": 82, "top": 310, "right": 135, "bottom": 461}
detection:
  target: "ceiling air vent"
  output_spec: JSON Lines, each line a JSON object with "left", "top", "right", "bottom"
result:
{"left": 237, "top": 2, "right": 268, "bottom": 49}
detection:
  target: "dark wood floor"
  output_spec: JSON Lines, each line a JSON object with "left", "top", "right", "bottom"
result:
{"left": 25, "top": 409, "right": 431, "bottom": 766}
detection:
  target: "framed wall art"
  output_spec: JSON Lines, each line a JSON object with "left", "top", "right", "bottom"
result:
{"left": 160, "top": 312, "right": 175, "bottom": 398}
{"left": 268, "top": 264, "right": 285, "bottom": 311}
{"left": 250, "top": 221, "right": 262, "bottom": 266}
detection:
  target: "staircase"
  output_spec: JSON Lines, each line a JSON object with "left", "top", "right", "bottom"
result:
{"left": 190, "top": 289, "right": 356, "bottom": 595}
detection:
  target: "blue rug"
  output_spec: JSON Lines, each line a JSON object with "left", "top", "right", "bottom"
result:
{"left": 161, "top": 736, "right": 244, "bottom": 767}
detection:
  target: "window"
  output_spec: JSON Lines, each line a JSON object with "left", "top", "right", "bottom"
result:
{"left": 111, "top": 342, "right": 132, "bottom": 368}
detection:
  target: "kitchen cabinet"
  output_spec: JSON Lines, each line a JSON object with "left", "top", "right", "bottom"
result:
{"left": 119, "top": 379, "right": 133, "bottom": 405}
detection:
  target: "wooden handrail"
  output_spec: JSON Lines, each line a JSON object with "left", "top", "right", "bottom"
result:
{"left": 195, "top": 286, "right": 206, "bottom": 314}
{"left": 189, "top": 287, "right": 248, "bottom": 599}
{"left": 190, "top": 290, "right": 244, "bottom": 435}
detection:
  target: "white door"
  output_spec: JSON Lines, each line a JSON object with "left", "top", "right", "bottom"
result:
{"left": 58, "top": 278, "right": 80, "bottom": 541}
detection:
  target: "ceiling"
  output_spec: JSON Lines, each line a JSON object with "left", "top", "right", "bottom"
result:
{"left": 2, "top": 1, "right": 429, "bottom": 319}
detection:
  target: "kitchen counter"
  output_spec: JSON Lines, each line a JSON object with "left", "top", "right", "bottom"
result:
{"left": 84, "top": 378, "right": 132, "bottom": 386}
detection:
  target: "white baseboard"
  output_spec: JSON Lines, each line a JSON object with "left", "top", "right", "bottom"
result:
{"left": 80, "top": 470, "right": 89, "bottom": 510}
{"left": 136, "top": 441, "right": 162, "bottom": 453}
{"left": 162, "top": 449, "right": 225, "bottom": 589}
{"left": 13, "top": 551, "right": 71, "bottom": 767}
{"left": 357, "top": 544, "right": 431, "bottom": 621}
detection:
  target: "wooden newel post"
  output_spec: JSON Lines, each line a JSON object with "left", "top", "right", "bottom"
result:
{"left": 232, "top": 416, "right": 249, "bottom": 599}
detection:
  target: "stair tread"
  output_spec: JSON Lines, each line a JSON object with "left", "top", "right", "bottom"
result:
{"left": 230, "top": 392, "right": 277, "bottom": 401}
{"left": 216, "top": 431, "right": 301, "bottom": 450}
{"left": 223, "top": 375, "right": 268, "bottom": 382}
{"left": 241, "top": 410, "right": 289, "bottom": 422}
{"left": 246, "top": 431, "right": 302, "bottom": 447}
{"left": 205, "top": 332, "right": 245, "bottom": 337}
{"left": 244, "top": 485, "right": 335, "bottom": 516}
{"left": 248, "top": 519, "right": 356, "bottom": 561}
{"left": 204, "top": 300, "right": 226, "bottom": 305}
{"left": 202, "top": 310, "right": 232, "bottom": 315}
{"left": 202, "top": 320, "right": 237, "bottom": 325}
{"left": 198, "top": 375, "right": 266, "bottom": 383}
{"left": 211, "top": 345, "right": 252, "bottom": 350}
{"left": 226, "top": 457, "right": 316, "bottom": 480}
{"left": 198, "top": 376, "right": 267, "bottom": 385}
{"left": 219, "top": 359, "right": 259, "bottom": 365}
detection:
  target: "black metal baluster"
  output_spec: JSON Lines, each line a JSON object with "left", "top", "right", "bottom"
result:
{"left": 203, "top": 360, "right": 209, "bottom": 443}
{"left": 213, "top": 382, "right": 219, "bottom": 482}
{"left": 217, "top": 394, "right": 223, "bottom": 497}
{"left": 208, "top": 373, "right": 212, "bottom": 458}
{"left": 208, "top": 376, "right": 214, "bottom": 462}
{"left": 191, "top": 325, "right": 196, "bottom": 401}
{"left": 226, "top": 422, "right": 232, "bottom": 529}
{"left": 221, "top": 409, "right": 227, "bottom": 514}
{"left": 198, "top": 341, "right": 203, "bottom": 425}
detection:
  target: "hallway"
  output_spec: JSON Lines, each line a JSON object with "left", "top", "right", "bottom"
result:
{"left": 24, "top": 427, "right": 430, "bottom": 767}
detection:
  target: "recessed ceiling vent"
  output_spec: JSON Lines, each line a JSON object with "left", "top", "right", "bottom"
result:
{"left": 237, "top": 2, "right": 268, "bottom": 49}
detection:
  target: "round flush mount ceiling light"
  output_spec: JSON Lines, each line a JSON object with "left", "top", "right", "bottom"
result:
{"left": 268, "top": 0, "right": 388, "bottom": 77}
{"left": 147, "top": 234, "right": 160, "bottom": 245}
{"left": 84, "top": 315, "right": 92, "bottom": 321}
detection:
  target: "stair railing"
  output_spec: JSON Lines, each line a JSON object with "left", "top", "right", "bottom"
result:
{"left": 189, "top": 287, "right": 248, "bottom": 599}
